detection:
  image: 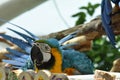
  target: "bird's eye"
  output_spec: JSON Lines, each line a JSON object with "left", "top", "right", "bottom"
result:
{"left": 34, "top": 42, "right": 51, "bottom": 52}
{"left": 36, "top": 43, "right": 40, "bottom": 46}
{"left": 33, "top": 42, "right": 40, "bottom": 46}
{"left": 43, "top": 44, "right": 51, "bottom": 52}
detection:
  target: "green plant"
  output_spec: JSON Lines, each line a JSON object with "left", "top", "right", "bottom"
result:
{"left": 86, "top": 36, "right": 120, "bottom": 71}
{"left": 72, "top": 2, "right": 100, "bottom": 25}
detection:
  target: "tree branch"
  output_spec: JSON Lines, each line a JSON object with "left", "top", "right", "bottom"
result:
{"left": 43, "top": 13, "right": 120, "bottom": 40}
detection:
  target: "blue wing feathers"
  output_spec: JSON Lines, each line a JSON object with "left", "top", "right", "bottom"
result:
{"left": 101, "top": 0, "right": 116, "bottom": 47}
{"left": 7, "top": 28, "right": 34, "bottom": 45}
{"left": 59, "top": 31, "right": 78, "bottom": 45}
{"left": 105, "top": 0, "right": 112, "bottom": 15}
{"left": 101, "top": 0, "right": 112, "bottom": 24}
{"left": 4, "top": 54, "right": 27, "bottom": 62}
{"left": 6, "top": 48, "right": 29, "bottom": 59}
{"left": 14, "top": 26, "right": 39, "bottom": 40}
{"left": 2, "top": 59, "right": 26, "bottom": 67}
{"left": 59, "top": 34, "right": 73, "bottom": 45}
{"left": 62, "top": 49, "right": 94, "bottom": 74}
{"left": 102, "top": 11, "right": 116, "bottom": 41}
{"left": 111, "top": 0, "right": 120, "bottom": 4}
{"left": 0, "top": 34, "right": 32, "bottom": 53}
{"left": 0, "top": 18, "right": 39, "bottom": 40}
{"left": 3, "top": 48, "right": 33, "bottom": 70}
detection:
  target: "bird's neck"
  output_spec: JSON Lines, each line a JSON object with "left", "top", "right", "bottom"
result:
{"left": 50, "top": 48, "right": 62, "bottom": 73}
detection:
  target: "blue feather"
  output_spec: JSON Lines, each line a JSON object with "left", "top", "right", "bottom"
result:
{"left": 14, "top": 26, "right": 39, "bottom": 40}
{"left": 102, "top": 12, "right": 116, "bottom": 46}
{"left": 6, "top": 48, "right": 29, "bottom": 59}
{"left": 111, "top": 0, "right": 120, "bottom": 4}
{"left": 4, "top": 54, "right": 26, "bottom": 62}
{"left": 105, "top": 0, "right": 112, "bottom": 16}
{"left": 59, "top": 31, "right": 78, "bottom": 45}
{"left": 101, "top": 0, "right": 112, "bottom": 24}
{"left": 3, "top": 55, "right": 33, "bottom": 70}
{"left": 2, "top": 59, "right": 26, "bottom": 67}
{"left": 0, "top": 34, "right": 32, "bottom": 53}
{"left": 0, "top": 18, "right": 39, "bottom": 40}
{"left": 101, "top": 0, "right": 116, "bottom": 47}
{"left": 7, "top": 28, "right": 34, "bottom": 45}
{"left": 62, "top": 49, "right": 94, "bottom": 74}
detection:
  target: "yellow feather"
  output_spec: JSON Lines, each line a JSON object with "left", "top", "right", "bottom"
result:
{"left": 50, "top": 48, "right": 62, "bottom": 73}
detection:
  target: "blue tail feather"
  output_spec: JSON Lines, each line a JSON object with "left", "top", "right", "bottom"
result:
{"left": 105, "top": 0, "right": 112, "bottom": 15}
{"left": 59, "top": 31, "right": 78, "bottom": 45}
{"left": 6, "top": 48, "right": 29, "bottom": 59}
{"left": 14, "top": 25, "right": 39, "bottom": 40}
{"left": 0, "top": 18, "right": 39, "bottom": 40}
{"left": 101, "top": 0, "right": 116, "bottom": 47}
{"left": 102, "top": 12, "right": 116, "bottom": 45}
{"left": 4, "top": 54, "right": 27, "bottom": 62}
{"left": 7, "top": 28, "right": 34, "bottom": 45}
{"left": 4, "top": 48, "right": 33, "bottom": 70}
{"left": 2, "top": 59, "right": 26, "bottom": 67}
{"left": 0, "top": 34, "right": 32, "bottom": 53}
{"left": 102, "top": 13, "right": 116, "bottom": 47}
{"left": 101, "top": 0, "right": 112, "bottom": 24}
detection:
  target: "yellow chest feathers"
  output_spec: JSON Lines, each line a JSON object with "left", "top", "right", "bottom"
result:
{"left": 50, "top": 48, "right": 62, "bottom": 73}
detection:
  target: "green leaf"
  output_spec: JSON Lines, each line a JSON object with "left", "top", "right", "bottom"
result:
{"left": 72, "top": 12, "right": 82, "bottom": 17}
{"left": 72, "top": 2, "right": 100, "bottom": 26}
{"left": 74, "top": 12, "right": 86, "bottom": 25}
{"left": 94, "top": 4, "right": 100, "bottom": 9}
{"left": 79, "top": 2, "right": 100, "bottom": 16}
{"left": 80, "top": 6, "right": 88, "bottom": 10}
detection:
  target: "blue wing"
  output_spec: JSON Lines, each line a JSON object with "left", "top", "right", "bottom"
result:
{"left": 111, "top": 0, "right": 120, "bottom": 4}
{"left": 13, "top": 26, "right": 39, "bottom": 40}
{"left": 0, "top": 34, "right": 32, "bottom": 54}
{"left": 0, "top": 27, "right": 38, "bottom": 70}
{"left": 101, "top": 0, "right": 116, "bottom": 47}
{"left": 3, "top": 48, "right": 33, "bottom": 70}
{"left": 0, "top": 18, "right": 39, "bottom": 40}
{"left": 7, "top": 28, "right": 34, "bottom": 45}
{"left": 62, "top": 49, "right": 94, "bottom": 74}
{"left": 0, "top": 25, "right": 41, "bottom": 53}
{"left": 59, "top": 30, "right": 79, "bottom": 45}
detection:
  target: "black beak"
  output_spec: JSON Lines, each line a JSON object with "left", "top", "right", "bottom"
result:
{"left": 30, "top": 45, "right": 43, "bottom": 67}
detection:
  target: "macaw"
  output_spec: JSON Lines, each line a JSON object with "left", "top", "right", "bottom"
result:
{"left": 0, "top": 23, "right": 94, "bottom": 75}
{"left": 101, "top": 0, "right": 120, "bottom": 48}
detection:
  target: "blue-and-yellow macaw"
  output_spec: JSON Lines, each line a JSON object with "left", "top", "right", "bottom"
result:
{"left": 101, "top": 0, "right": 120, "bottom": 47}
{"left": 0, "top": 22, "right": 94, "bottom": 75}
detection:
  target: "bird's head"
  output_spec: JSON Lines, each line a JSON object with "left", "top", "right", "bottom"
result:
{"left": 30, "top": 38, "right": 60, "bottom": 71}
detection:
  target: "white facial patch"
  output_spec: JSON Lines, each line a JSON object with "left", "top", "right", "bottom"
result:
{"left": 42, "top": 52, "right": 51, "bottom": 62}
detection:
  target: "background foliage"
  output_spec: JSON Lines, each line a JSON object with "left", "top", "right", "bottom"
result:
{"left": 72, "top": 2, "right": 120, "bottom": 71}
{"left": 72, "top": 2, "right": 100, "bottom": 25}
